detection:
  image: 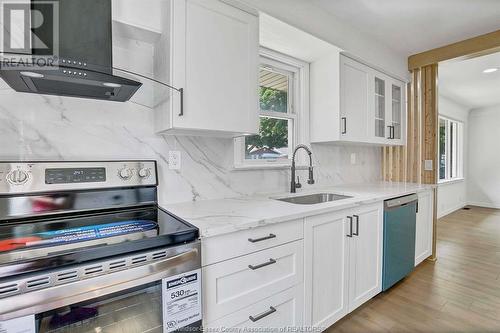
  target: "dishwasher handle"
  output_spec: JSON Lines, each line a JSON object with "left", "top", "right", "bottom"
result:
{"left": 384, "top": 194, "right": 418, "bottom": 210}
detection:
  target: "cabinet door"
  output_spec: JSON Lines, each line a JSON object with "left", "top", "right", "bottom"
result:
{"left": 304, "top": 211, "right": 349, "bottom": 329}
{"left": 415, "top": 190, "right": 434, "bottom": 266}
{"left": 389, "top": 79, "right": 406, "bottom": 145}
{"left": 340, "top": 56, "right": 369, "bottom": 142}
{"left": 170, "top": 0, "right": 259, "bottom": 136}
{"left": 348, "top": 203, "right": 383, "bottom": 312}
{"left": 372, "top": 73, "right": 389, "bottom": 142}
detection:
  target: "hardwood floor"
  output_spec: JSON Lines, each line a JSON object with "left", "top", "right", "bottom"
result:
{"left": 327, "top": 206, "right": 500, "bottom": 333}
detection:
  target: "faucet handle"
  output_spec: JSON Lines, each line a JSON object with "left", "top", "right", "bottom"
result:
{"left": 295, "top": 176, "right": 302, "bottom": 189}
{"left": 308, "top": 166, "right": 315, "bottom": 185}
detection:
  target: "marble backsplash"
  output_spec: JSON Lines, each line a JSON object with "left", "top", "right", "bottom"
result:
{"left": 0, "top": 90, "right": 382, "bottom": 206}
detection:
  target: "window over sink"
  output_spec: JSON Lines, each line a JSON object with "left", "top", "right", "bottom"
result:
{"left": 234, "top": 48, "right": 309, "bottom": 169}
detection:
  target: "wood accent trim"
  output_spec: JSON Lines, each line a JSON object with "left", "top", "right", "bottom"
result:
{"left": 421, "top": 64, "right": 438, "bottom": 185}
{"left": 408, "top": 29, "right": 500, "bottom": 70}
{"left": 383, "top": 65, "right": 438, "bottom": 259}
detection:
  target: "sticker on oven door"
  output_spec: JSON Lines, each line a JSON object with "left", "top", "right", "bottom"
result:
{"left": 0, "top": 315, "right": 35, "bottom": 333}
{"left": 162, "top": 269, "right": 202, "bottom": 333}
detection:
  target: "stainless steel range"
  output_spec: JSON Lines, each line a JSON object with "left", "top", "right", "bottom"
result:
{"left": 0, "top": 161, "right": 201, "bottom": 333}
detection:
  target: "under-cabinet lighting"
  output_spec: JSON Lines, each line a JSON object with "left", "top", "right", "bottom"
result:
{"left": 20, "top": 71, "right": 44, "bottom": 78}
{"left": 103, "top": 82, "right": 122, "bottom": 88}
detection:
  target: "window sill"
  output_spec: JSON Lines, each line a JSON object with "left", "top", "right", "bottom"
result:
{"left": 438, "top": 178, "right": 465, "bottom": 186}
{"left": 232, "top": 163, "right": 309, "bottom": 171}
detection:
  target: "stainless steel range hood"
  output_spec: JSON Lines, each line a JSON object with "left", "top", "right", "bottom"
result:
{"left": 0, "top": 0, "right": 177, "bottom": 104}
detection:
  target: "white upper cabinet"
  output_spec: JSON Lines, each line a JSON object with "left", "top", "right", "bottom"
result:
{"left": 311, "top": 52, "right": 407, "bottom": 145}
{"left": 340, "top": 56, "right": 369, "bottom": 142}
{"left": 390, "top": 80, "right": 406, "bottom": 145}
{"left": 158, "top": 0, "right": 260, "bottom": 137}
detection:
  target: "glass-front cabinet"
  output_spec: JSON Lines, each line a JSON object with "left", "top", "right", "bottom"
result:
{"left": 374, "top": 76, "right": 386, "bottom": 140}
{"left": 391, "top": 82, "right": 404, "bottom": 141}
{"left": 370, "top": 72, "right": 405, "bottom": 145}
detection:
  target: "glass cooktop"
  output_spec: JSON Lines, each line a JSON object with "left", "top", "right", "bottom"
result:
{"left": 0, "top": 206, "right": 198, "bottom": 278}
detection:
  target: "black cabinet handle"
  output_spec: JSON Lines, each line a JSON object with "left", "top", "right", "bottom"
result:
{"left": 248, "top": 259, "right": 277, "bottom": 270}
{"left": 249, "top": 306, "right": 277, "bottom": 322}
{"left": 353, "top": 215, "right": 360, "bottom": 236}
{"left": 342, "top": 117, "right": 347, "bottom": 134}
{"left": 248, "top": 234, "right": 276, "bottom": 243}
{"left": 347, "top": 216, "right": 353, "bottom": 237}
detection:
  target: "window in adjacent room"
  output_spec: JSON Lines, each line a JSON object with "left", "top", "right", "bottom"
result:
{"left": 439, "top": 116, "right": 464, "bottom": 182}
{"left": 234, "top": 49, "right": 309, "bottom": 168}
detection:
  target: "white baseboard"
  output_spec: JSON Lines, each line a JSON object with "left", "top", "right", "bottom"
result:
{"left": 467, "top": 201, "right": 500, "bottom": 209}
{"left": 437, "top": 203, "right": 467, "bottom": 219}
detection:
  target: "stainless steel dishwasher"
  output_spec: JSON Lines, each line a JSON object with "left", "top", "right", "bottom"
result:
{"left": 382, "top": 194, "right": 418, "bottom": 291}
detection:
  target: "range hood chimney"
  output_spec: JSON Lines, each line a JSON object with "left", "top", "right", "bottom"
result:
{"left": 0, "top": 0, "right": 142, "bottom": 102}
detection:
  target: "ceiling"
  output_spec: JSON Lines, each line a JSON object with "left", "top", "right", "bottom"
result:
{"left": 311, "top": 0, "right": 500, "bottom": 56}
{"left": 440, "top": 52, "right": 500, "bottom": 109}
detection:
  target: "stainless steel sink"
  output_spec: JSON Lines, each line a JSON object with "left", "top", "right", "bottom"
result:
{"left": 275, "top": 193, "right": 352, "bottom": 205}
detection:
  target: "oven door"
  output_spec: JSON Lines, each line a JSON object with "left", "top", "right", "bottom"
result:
{"left": 0, "top": 242, "right": 202, "bottom": 333}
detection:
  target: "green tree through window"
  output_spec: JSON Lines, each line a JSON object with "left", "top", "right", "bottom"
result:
{"left": 245, "top": 86, "right": 289, "bottom": 158}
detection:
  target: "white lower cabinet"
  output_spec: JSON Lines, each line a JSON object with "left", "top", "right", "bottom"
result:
{"left": 415, "top": 190, "right": 434, "bottom": 266}
{"left": 206, "top": 284, "right": 304, "bottom": 332}
{"left": 304, "top": 203, "right": 383, "bottom": 330}
{"left": 304, "top": 210, "right": 349, "bottom": 328}
{"left": 203, "top": 240, "right": 303, "bottom": 324}
{"left": 347, "top": 204, "right": 384, "bottom": 312}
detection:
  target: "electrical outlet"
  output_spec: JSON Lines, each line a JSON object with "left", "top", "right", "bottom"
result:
{"left": 424, "top": 160, "right": 433, "bottom": 171}
{"left": 350, "top": 153, "right": 356, "bottom": 165}
{"left": 169, "top": 151, "right": 181, "bottom": 170}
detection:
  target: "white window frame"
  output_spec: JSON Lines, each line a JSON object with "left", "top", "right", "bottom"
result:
{"left": 234, "top": 48, "right": 310, "bottom": 169}
{"left": 438, "top": 116, "right": 464, "bottom": 183}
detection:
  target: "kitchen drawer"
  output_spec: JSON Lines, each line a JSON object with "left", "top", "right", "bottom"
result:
{"left": 202, "top": 218, "right": 303, "bottom": 265}
{"left": 203, "top": 240, "right": 303, "bottom": 323}
{"left": 205, "top": 284, "right": 304, "bottom": 331}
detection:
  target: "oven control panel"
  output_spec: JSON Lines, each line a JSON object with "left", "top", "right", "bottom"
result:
{"left": 0, "top": 161, "right": 157, "bottom": 194}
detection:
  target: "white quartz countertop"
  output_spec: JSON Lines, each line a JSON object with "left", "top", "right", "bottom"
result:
{"left": 163, "top": 182, "right": 435, "bottom": 239}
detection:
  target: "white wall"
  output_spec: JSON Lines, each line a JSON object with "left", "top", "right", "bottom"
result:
{"left": 0, "top": 4, "right": 406, "bottom": 206}
{"left": 468, "top": 105, "right": 500, "bottom": 208}
{"left": 437, "top": 95, "right": 469, "bottom": 218}
{"left": 240, "top": 0, "right": 409, "bottom": 80}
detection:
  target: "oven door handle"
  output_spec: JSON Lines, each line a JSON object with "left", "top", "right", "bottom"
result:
{"left": 0, "top": 242, "right": 201, "bottom": 321}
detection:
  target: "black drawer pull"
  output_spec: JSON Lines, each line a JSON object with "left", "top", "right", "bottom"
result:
{"left": 248, "top": 234, "right": 276, "bottom": 243}
{"left": 249, "top": 306, "right": 277, "bottom": 322}
{"left": 248, "top": 259, "right": 277, "bottom": 270}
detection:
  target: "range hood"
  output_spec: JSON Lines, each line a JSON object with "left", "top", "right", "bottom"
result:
{"left": 0, "top": 0, "right": 148, "bottom": 102}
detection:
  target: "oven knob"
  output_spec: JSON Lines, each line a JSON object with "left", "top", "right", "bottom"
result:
{"left": 138, "top": 168, "right": 151, "bottom": 179}
{"left": 7, "top": 169, "right": 29, "bottom": 185}
{"left": 118, "top": 168, "right": 133, "bottom": 180}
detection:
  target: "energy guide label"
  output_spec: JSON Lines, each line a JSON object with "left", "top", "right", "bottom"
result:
{"left": 162, "top": 269, "right": 202, "bottom": 333}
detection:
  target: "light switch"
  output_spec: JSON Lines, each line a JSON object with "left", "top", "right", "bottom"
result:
{"left": 350, "top": 153, "right": 356, "bottom": 165}
{"left": 424, "top": 160, "right": 433, "bottom": 171}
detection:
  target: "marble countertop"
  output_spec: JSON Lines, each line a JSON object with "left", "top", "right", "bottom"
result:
{"left": 163, "top": 182, "right": 435, "bottom": 239}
